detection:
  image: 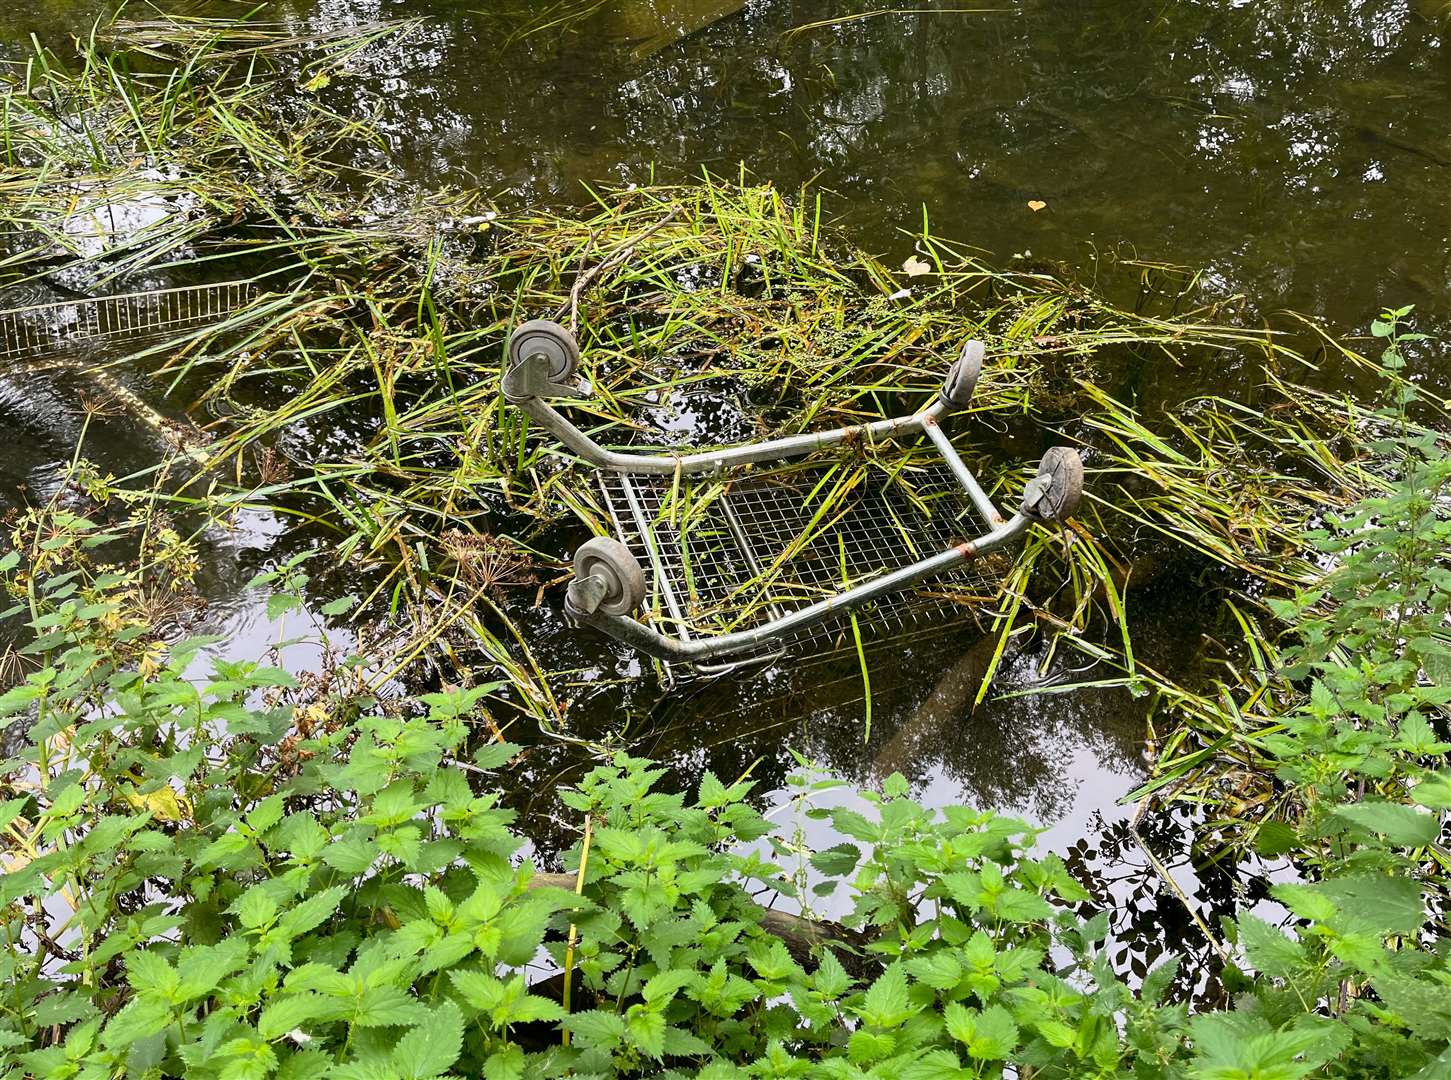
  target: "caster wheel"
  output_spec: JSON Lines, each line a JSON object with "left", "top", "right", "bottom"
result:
{"left": 941, "top": 339, "right": 984, "bottom": 409}
{"left": 573, "top": 537, "right": 647, "bottom": 616}
{"left": 1022, "top": 447, "right": 1084, "bottom": 523}
{"left": 509, "top": 319, "right": 579, "bottom": 381}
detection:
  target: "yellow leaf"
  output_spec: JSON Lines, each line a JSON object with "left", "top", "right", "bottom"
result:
{"left": 1027, "top": 200, "right": 1047, "bottom": 212}
{"left": 901, "top": 256, "right": 932, "bottom": 277}
{"left": 123, "top": 785, "right": 188, "bottom": 823}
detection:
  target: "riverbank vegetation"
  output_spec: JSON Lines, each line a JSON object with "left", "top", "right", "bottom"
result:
{"left": 2, "top": 16, "right": 1449, "bottom": 1079}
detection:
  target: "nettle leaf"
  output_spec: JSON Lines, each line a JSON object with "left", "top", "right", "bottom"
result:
{"left": 625, "top": 1004, "right": 666, "bottom": 1058}
{"left": 1316, "top": 874, "right": 1425, "bottom": 936}
{"left": 1237, "top": 915, "right": 1306, "bottom": 980}
{"left": 830, "top": 808, "right": 882, "bottom": 843}
{"left": 944, "top": 1002, "right": 1018, "bottom": 1061}
{"left": 687, "top": 959, "right": 760, "bottom": 1018}
{"left": 100, "top": 997, "right": 172, "bottom": 1048}
{"left": 905, "top": 951, "right": 963, "bottom": 991}
{"left": 697, "top": 770, "right": 729, "bottom": 808}
{"left": 810, "top": 842, "right": 861, "bottom": 878}
{"left": 562, "top": 1009, "right": 627, "bottom": 1050}
{"left": 848, "top": 1028, "right": 896, "bottom": 1064}
{"left": 126, "top": 949, "right": 180, "bottom": 997}
{"left": 236, "top": 886, "right": 279, "bottom": 930}
{"left": 280, "top": 886, "right": 348, "bottom": 939}
{"left": 258, "top": 993, "right": 344, "bottom": 1040}
{"left": 812, "top": 950, "right": 853, "bottom": 998}
{"left": 471, "top": 740, "right": 521, "bottom": 771}
{"left": 322, "top": 832, "right": 377, "bottom": 876}
{"left": 1141, "top": 957, "right": 1181, "bottom": 1006}
{"left": 1411, "top": 770, "right": 1451, "bottom": 810}
{"left": 350, "top": 985, "right": 427, "bottom": 1027}
{"left": 1372, "top": 972, "right": 1451, "bottom": 1038}
{"left": 29, "top": 991, "right": 99, "bottom": 1027}
{"left": 1330, "top": 800, "right": 1439, "bottom": 846}
{"left": 1189, "top": 1013, "right": 1347, "bottom": 1077}
{"left": 392, "top": 1001, "right": 463, "bottom": 1079}
{"left": 857, "top": 963, "right": 914, "bottom": 1029}
{"left": 993, "top": 887, "right": 1053, "bottom": 923}
{"left": 747, "top": 938, "right": 803, "bottom": 984}
{"left": 177, "top": 938, "right": 251, "bottom": 1001}
{"left": 642, "top": 968, "right": 695, "bottom": 1005}
{"left": 900, "top": 1047, "right": 974, "bottom": 1079}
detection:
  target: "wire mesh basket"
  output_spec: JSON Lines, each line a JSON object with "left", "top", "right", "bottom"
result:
{"left": 0, "top": 281, "right": 253, "bottom": 365}
{"left": 598, "top": 462, "right": 1012, "bottom": 673}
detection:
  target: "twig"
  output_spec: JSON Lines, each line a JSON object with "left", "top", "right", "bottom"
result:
{"left": 1128, "top": 787, "right": 1234, "bottom": 969}
{"left": 560, "top": 208, "right": 682, "bottom": 332}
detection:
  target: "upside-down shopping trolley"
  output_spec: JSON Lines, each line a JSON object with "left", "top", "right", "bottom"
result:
{"left": 503, "top": 319, "right": 1084, "bottom": 672}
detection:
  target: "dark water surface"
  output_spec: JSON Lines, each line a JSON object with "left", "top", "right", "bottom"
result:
{"left": 2, "top": 0, "right": 1445, "bottom": 974}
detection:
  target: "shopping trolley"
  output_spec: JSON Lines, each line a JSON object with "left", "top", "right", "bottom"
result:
{"left": 504, "top": 319, "right": 1083, "bottom": 671}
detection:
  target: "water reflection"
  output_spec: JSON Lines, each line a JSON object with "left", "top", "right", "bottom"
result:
{"left": 1, "top": 0, "right": 1446, "bottom": 971}
{"left": 173, "top": 0, "right": 1449, "bottom": 350}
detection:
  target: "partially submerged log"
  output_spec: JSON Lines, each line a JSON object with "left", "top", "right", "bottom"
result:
{"left": 527, "top": 871, "right": 871, "bottom": 973}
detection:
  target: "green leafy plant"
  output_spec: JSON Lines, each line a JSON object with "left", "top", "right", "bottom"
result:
{"left": 3, "top": 310, "right": 1451, "bottom": 1079}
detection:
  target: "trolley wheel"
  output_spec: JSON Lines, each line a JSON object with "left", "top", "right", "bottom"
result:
{"left": 509, "top": 319, "right": 580, "bottom": 382}
{"left": 941, "top": 339, "right": 984, "bottom": 409}
{"left": 1023, "top": 447, "right": 1084, "bottom": 523}
{"left": 573, "top": 537, "right": 647, "bottom": 616}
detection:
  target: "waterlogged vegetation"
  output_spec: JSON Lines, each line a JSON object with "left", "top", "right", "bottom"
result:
{"left": 1, "top": 11, "right": 1450, "bottom": 1080}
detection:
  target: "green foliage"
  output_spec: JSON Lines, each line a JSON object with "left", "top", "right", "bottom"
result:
{"left": 0, "top": 502, "right": 1157, "bottom": 1078}
{"left": 2, "top": 308, "right": 1451, "bottom": 1077}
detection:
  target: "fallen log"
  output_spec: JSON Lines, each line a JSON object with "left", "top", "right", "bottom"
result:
{"left": 526, "top": 871, "right": 871, "bottom": 972}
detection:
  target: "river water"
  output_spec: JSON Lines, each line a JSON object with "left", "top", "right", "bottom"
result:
{"left": 2, "top": 0, "right": 1447, "bottom": 983}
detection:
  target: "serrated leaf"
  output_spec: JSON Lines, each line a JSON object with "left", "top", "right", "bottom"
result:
{"left": 258, "top": 994, "right": 340, "bottom": 1040}
{"left": 1331, "top": 800, "right": 1438, "bottom": 846}
{"left": 471, "top": 741, "right": 520, "bottom": 770}
{"left": 810, "top": 842, "right": 861, "bottom": 877}
{"left": 322, "top": 834, "right": 377, "bottom": 876}
{"left": 280, "top": 886, "right": 348, "bottom": 938}
{"left": 562, "top": 1009, "right": 626, "bottom": 1050}
{"left": 351, "top": 985, "right": 426, "bottom": 1027}
{"left": 830, "top": 808, "right": 881, "bottom": 842}
{"left": 812, "top": 950, "right": 852, "bottom": 997}
{"left": 626, "top": 1005, "right": 666, "bottom": 1058}
{"left": 392, "top": 1001, "right": 463, "bottom": 1079}
{"left": 101, "top": 997, "right": 171, "bottom": 1048}
{"left": 126, "top": 949, "right": 179, "bottom": 997}
{"left": 1412, "top": 771, "right": 1451, "bottom": 810}
{"left": 905, "top": 951, "right": 963, "bottom": 991}
{"left": 642, "top": 968, "right": 694, "bottom": 1004}
{"left": 1238, "top": 915, "right": 1306, "bottom": 979}
{"left": 857, "top": 963, "right": 913, "bottom": 1028}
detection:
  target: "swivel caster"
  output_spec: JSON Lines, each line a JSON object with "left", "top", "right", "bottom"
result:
{"left": 566, "top": 537, "right": 647, "bottom": 617}
{"left": 1021, "top": 447, "right": 1084, "bottom": 523}
{"left": 939, "top": 339, "right": 984, "bottom": 411}
{"left": 503, "top": 319, "right": 585, "bottom": 402}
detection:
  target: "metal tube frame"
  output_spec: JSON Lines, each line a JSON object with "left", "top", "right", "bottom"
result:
{"left": 512, "top": 363, "right": 1031, "bottom": 665}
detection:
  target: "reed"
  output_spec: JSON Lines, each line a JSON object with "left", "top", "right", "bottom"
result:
{"left": 4, "top": 15, "right": 1434, "bottom": 804}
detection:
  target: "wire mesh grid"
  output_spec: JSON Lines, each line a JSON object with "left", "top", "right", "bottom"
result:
{"left": 0, "top": 281, "right": 253, "bottom": 364}
{"left": 600, "top": 459, "right": 1010, "bottom": 670}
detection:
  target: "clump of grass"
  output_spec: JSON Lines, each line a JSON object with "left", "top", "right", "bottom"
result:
{"left": 0, "top": 13, "right": 420, "bottom": 291}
